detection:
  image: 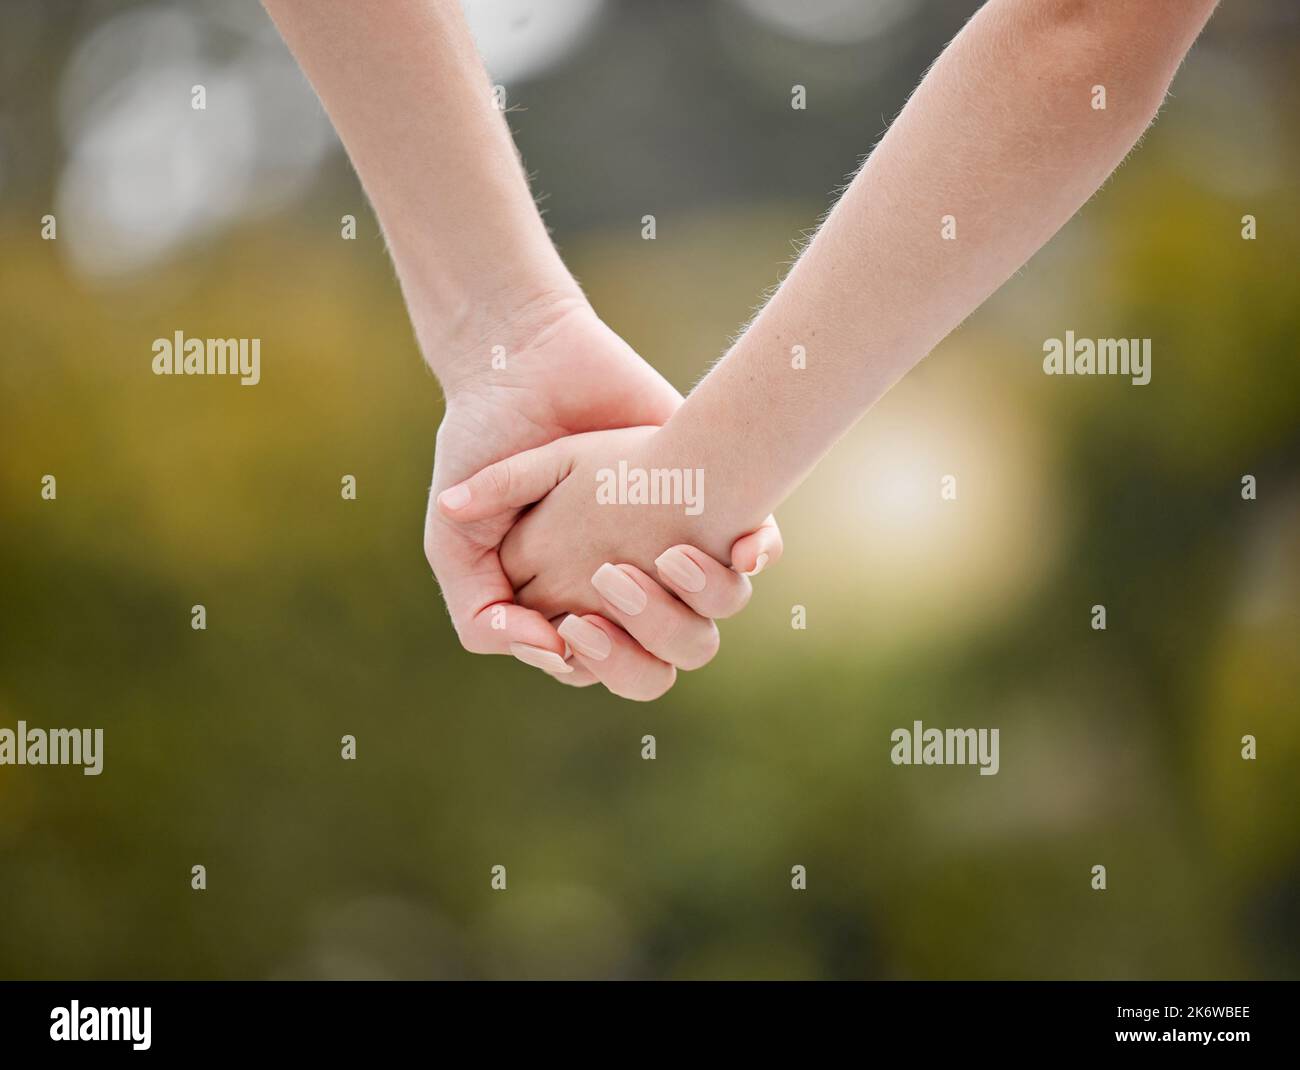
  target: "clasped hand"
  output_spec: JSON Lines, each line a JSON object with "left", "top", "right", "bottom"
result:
{"left": 423, "top": 301, "right": 778, "bottom": 701}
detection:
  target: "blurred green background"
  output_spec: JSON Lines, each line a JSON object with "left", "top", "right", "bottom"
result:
{"left": 1, "top": 0, "right": 1298, "bottom": 980}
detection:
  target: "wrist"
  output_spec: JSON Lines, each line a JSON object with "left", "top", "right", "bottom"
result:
{"left": 416, "top": 279, "right": 589, "bottom": 401}
{"left": 647, "top": 401, "right": 783, "bottom": 558}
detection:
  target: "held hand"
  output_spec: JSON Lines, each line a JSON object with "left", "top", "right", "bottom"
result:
{"left": 436, "top": 426, "right": 781, "bottom": 696}
{"left": 424, "top": 301, "right": 779, "bottom": 699}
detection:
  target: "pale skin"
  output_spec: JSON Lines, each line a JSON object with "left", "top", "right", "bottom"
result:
{"left": 262, "top": 0, "right": 782, "bottom": 700}
{"left": 439, "top": 0, "right": 1222, "bottom": 677}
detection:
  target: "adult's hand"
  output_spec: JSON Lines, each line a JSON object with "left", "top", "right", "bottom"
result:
{"left": 424, "top": 297, "right": 781, "bottom": 699}
{"left": 262, "top": 1, "right": 780, "bottom": 697}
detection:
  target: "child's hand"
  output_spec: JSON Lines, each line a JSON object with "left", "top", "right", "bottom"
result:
{"left": 437, "top": 426, "right": 780, "bottom": 693}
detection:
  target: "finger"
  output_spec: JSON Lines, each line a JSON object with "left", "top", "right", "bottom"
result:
{"left": 652, "top": 544, "right": 753, "bottom": 619}
{"left": 546, "top": 659, "right": 600, "bottom": 688}
{"left": 453, "top": 590, "right": 575, "bottom": 676}
{"left": 424, "top": 497, "right": 569, "bottom": 666}
{"left": 540, "top": 615, "right": 598, "bottom": 688}
{"left": 730, "top": 514, "right": 783, "bottom": 577}
{"left": 557, "top": 614, "right": 677, "bottom": 701}
{"left": 435, "top": 440, "right": 574, "bottom": 523}
{"left": 589, "top": 563, "right": 720, "bottom": 671}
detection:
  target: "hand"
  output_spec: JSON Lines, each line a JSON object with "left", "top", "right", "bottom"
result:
{"left": 263, "top": 0, "right": 781, "bottom": 698}
{"left": 424, "top": 299, "right": 780, "bottom": 699}
{"left": 436, "top": 424, "right": 781, "bottom": 695}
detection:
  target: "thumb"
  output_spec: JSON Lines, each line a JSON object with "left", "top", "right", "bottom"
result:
{"left": 436, "top": 439, "right": 573, "bottom": 522}
{"left": 730, "top": 514, "right": 783, "bottom": 576}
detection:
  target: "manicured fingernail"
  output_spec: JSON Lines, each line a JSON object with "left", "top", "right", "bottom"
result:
{"left": 557, "top": 615, "right": 611, "bottom": 661}
{"left": 591, "top": 563, "right": 647, "bottom": 615}
{"left": 509, "top": 642, "right": 572, "bottom": 674}
{"left": 655, "top": 547, "right": 706, "bottom": 593}
{"left": 743, "top": 552, "right": 770, "bottom": 577}
{"left": 438, "top": 483, "right": 471, "bottom": 512}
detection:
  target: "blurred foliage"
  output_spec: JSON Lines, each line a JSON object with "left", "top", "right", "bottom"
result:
{"left": 0, "top": 0, "right": 1298, "bottom": 979}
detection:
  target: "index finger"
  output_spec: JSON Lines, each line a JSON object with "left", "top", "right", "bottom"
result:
{"left": 651, "top": 545, "right": 753, "bottom": 619}
{"left": 423, "top": 495, "right": 567, "bottom": 663}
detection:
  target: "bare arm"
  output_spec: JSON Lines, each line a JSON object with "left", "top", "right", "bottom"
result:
{"left": 263, "top": 0, "right": 785, "bottom": 697}
{"left": 261, "top": 0, "right": 583, "bottom": 391}
{"left": 648, "top": 0, "right": 1220, "bottom": 554}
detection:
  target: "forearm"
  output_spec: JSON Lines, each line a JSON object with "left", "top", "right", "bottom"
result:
{"left": 263, "top": 0, "right": 582, "bottom": 393}
{"left": 653, "top": 0, "right": 1218, "bottom": 554}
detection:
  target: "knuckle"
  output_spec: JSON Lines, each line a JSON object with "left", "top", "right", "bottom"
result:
{"left": 456, "top": 614, "right": 495, "bottom": 655}
{"left": 485, "top": 460, "right": 512, "bottom": 500}
{"left": 645, "top": 607, "right": 682, "bottom": 652}
{"left": 698, "top": 623, "right": 722, "bottom": 663}
{"left": 710, "top": 577, "right": 752, "bottom": 619}
{"left": 678, "top": 622, "right": 720, "bottom": 671}
{"left": 459, "top": 630, "right": 491, "bottom": 655}
{"left": 613, "top": 662, "right": 675, "bottom": 702}
{"left": 644, "top": 665, "right": 677, "bottom": 701}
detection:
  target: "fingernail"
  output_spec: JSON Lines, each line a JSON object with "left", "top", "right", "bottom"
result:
{"left": 438, "top": 483, "right": 471, "bottom": 512}
{"left": 509, "top": 642, "right": 572, "bottom": 674}
{"left": 655, "top": 547, "right": 706, "bottom": 593}
{"left": 743, "top": 552, "right": 770, "bottom": 577}
{"left": 557, "top": 615, "right": 611, "bottom": 661}
{"left": 591, "top": 563, "right": 647, "bottom": 615}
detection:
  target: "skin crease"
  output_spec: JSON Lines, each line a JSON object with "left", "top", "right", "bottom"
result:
{"left": 446, "top": 0, "right": 1222, "bottom": 624}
